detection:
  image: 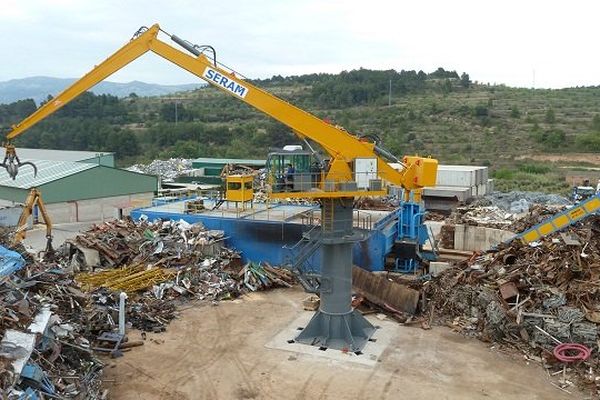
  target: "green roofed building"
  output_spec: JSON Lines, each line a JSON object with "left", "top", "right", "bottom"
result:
{"left": 0, "top": 148, "right": 158, "bottom": 223}
{"left": 0, "top": 147, "right": 116, "bottom": 167}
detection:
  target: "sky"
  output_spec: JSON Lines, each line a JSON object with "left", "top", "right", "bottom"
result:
{"left": 0, "top": 0, "right": 598, "bottom": 88}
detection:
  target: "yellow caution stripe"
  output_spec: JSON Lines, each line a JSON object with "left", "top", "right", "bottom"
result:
{"left": 517, "top": 193, "right": 600, "bottom": 244}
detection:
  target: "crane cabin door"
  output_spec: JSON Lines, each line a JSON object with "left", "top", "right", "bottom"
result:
{"left": 355, "top": 158, "right": 378, "bottom": 190}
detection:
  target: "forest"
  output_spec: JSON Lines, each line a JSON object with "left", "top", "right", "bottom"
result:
{"left": 1, "top": 66, "right": 600, "bottom": 193}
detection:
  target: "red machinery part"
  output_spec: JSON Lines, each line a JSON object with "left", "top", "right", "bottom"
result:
{"left": 553, "top": 343, "right": 592, "bottom": 363}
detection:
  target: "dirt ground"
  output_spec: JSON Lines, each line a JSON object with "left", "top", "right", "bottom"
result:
{"left": 516, "top": 153, "right": 600, "bottom": 165}
{"left": 104, "top": 288, "right": 575, "bottom": 400}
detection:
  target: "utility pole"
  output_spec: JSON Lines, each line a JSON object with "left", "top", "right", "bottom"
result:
{"left": 163, "top": 96, "right": 187, "bottom": 124}
{"left": 388, "top": 79, "right": 392, "bottom": 106}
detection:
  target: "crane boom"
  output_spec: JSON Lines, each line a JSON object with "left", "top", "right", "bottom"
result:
{"left": 3, "top": 23, "right": 441, "bottom": 353}
{"left": 3, "top": 23, "right": 437, "bottom": 192}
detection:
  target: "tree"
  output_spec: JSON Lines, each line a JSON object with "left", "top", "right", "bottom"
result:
{"left": 440, "top": 79, "right": 453, "bottom": 94}
{"left": 0, "top": 99, "right": 37, "bottom": 125}
{"left": 591, "top": 114, "right": 600, "bottom": 132}
{"left": 429, "top": 67, "right": 459, "bottom": 79}
{"left": 460, "top": 72, "right": 470, "bottom": 88}
{"left": 474, "top": 105, "right": 489, "bottom": 117}
{"left": 510, "top": 106, "right": 521, "bottom": 119}
{"left": 545, "top": 108, "right": 556, "bottom": 124}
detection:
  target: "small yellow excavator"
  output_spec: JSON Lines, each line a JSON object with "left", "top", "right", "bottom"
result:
{"left": 13, "top": 188, "right": 54, "bottom": 259}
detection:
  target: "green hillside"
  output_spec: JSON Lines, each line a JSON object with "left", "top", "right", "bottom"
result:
{"left": 2, "top": 68, "right": 599, "bottom": 194}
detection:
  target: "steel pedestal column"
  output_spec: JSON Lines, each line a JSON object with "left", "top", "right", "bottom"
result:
{"left": 295, "top": 198, "right": 376, "bottom": 352}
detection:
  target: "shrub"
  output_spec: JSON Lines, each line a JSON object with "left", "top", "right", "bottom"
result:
{"left": 518, "top": 163, "right": 551, "bottom": 174}
{"left": 493, "top": 168, "right": 515, "bottom": 179}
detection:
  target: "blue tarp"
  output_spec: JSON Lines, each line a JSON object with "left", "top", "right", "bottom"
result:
{"left": 0, "top": 245, "right": 25, "bottom": 276}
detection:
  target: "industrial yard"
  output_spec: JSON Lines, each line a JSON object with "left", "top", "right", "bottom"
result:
{"left": 0, "top": 152, "right": 595, "bottom": 399}
{"left": 1, "top": 3, "right": 600, "bottom": 399}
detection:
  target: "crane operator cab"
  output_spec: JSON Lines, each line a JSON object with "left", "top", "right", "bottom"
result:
{"left": 266, "top": 145, "right": 322, "bottom": 193}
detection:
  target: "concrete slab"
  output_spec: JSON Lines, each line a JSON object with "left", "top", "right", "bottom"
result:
{"left": 265, "top": 311, "right": 396, "bottom": 367}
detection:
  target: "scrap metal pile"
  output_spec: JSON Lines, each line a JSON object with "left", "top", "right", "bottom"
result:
{"left": 507, "top": 204, "right": 569, "bottom": 233}
{"left": 0, "top": 252, "right": 105, "bottom": 399}
{"left": 423, "top": 215, "right": 600, "bottom": 393}
{"left": 483, "top": 191, "right": 571, "bottom": 212}
{"left": 354, "top": 197, "right": 397, "bottom": 211}
{"left": 62, "top": 218, "right": 294, "bottom": 331}
{"left": 445, "top": 205, "right": 518, "bottom": 229}
{"left": 439, "top": 203, "right": 567, "bottom": 249}
{"left": 444, "top": 203, "right": 567, "bottom": 230}
{"left": 0, "top": 217, "right": 294, "bottom": 398}
{"left": 126, "top": 158, "right": 193, "bottom": 181}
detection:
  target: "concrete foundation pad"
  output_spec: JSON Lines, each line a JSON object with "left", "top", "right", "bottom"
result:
{"left": 265, "top": 311, "right": 397, "bottom": 366}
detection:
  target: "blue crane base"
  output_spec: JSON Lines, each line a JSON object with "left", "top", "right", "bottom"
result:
{"left": 295, "top": 309, "right": 376, "bottom": 352}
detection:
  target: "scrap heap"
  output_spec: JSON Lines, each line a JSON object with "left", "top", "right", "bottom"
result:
{"left": 0, "top": 217, "right": 294, "bottom": 398}
{"left": 64, "top": 218, "right": 294, "bottom": 332}
{"left": 445, "top": 205, "right": 518, "bottom": 229}
{"left": 0, "top": 253, "right": 105, "bottom": 398}
{"left": 507, "top": 204, "right": 569, "bottom": 233}
{"left": 424, "top": 215, "right": 600, "bottom": 393}
{"left": 439, "top": 203, "right": 568, "bottom": 249}
{"left": 126, "top": 158, "right": 193, "bottom": 181}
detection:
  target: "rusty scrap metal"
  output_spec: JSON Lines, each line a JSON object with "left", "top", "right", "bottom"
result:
{"left": 0, "top": 216, "right": 296, "bottom": 398}
{"left": 421, "top": 214, "right": 600, "bottom": 392}
{"left": 77, "top": 265, "right": 176, "bottom": 293}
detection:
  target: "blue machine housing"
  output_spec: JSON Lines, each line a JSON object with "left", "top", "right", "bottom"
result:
{"left": 130, "top": 197, "right": 436, "bottom": 274}
{"left": 390, "top": 200, "right": 437, "bottom": 272}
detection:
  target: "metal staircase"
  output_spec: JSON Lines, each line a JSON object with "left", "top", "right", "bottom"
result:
{"left": 283, "top": 226, "right": 322, "bottom": 293}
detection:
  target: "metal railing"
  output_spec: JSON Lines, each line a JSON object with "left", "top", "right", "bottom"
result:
{"left": 295, "top": 208, "right": 373, "bottom": 231}
{"left": 268, "top": 171, "right": 384, "bottom": 194}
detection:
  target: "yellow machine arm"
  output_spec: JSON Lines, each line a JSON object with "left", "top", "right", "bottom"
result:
{"left": 13, "top": 188, "right": 54, "bottom": 258}
{"left": 3, "top": 24, "right": 437, "bottom": 192}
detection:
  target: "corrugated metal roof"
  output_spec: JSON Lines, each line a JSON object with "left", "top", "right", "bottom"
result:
{"left": 0, "top": 159, "right": 96, "bottom": 189}
{"left": 0, "top": 147, "right": 113, "bottom": 162}
{"left": 193, "top": 157, "right": 266, "bottom": 166}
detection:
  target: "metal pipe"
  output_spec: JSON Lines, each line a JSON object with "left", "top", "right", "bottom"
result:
{"left": 373, "top": 144, "right": 400, "bottom": 164}
{"left": 171, "top": 35, "right": 201, "bottom": 56}
{"left": 411, "top": 211, "right": 425, "bottom": 240}
{"left": 119, "top": 292, "right": 127, "bottom": 336}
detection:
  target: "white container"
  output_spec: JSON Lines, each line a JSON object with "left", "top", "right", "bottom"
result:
{"left": 435, "top": 165, "right": 489, "bottom": 187}
{"left": 436, "top": 169, "right": 477, "bottom": 187}
{"left": 476, "top": 183, "right": 488, "bottom": 196}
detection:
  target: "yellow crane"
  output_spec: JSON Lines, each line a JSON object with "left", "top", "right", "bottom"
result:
{"left": 2, "top": 24, "right": 438, "bottom": 351}
{"left": 2, "top": 24, "right": 436, "bottom": 195}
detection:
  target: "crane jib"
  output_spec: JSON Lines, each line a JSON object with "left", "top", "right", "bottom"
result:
{"left": 203, "top": 67, "right": 248, "bottom": 98}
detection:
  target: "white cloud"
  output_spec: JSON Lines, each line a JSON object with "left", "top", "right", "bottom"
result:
{"left": 0, "top": 0, "right": 598, "bottom": 88}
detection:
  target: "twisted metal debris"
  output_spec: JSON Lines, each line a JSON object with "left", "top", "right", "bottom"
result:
{"left": 0, "top": 217, "right": 294, "bottom": 398}
{"left": 423, "top": 215, "right": 600, "bottom": 394}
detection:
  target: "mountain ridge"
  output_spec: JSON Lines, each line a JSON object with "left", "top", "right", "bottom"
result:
{"left": 0, "top": 76, "right": 205, "bottom": 104}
